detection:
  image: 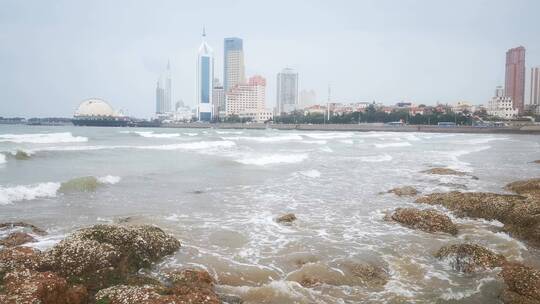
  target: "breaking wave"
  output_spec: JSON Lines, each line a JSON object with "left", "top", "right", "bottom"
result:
{"left": 303, "top": 132, "right": 353, "bottom": 139}
{"left": 298, "top": 169, "right": 321, "bottom": 178}
{"left": 236, "top": 153, "right": 309, "bottom": 166}
{"left": 374, "top": 142, "right": 412, "bottom": 148}
{"left": 0, "top": 175, "right": 121, "bottom": 204}
{"left": 0, "top": 154, "right": 5, "bottom": 164}
{"left": 223, "top": 134, "right": 303, "bottom": 143}
{"left": 359, "top": 154, "right": 393, "bottom": 162}
{"left": 140, "top": 140, "right": 236, "bottom": 151}
{"left": 0, "top": 132, "right": 88, "bottom": 144}
{"left": 134, "top": 131, "right": 180, "bottom": 138}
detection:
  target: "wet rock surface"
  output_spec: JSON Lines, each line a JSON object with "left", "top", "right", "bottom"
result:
{"left": 387, "top": 207, "right": 458, "bottom": 235}
{"left": 505, "top": 178, "right": 540, "bottom": 197}
{"left": 421, "top": 167, "right": 478, "bottom": 179}
{"left": 0, "top": 232, "right": 37, "bottom": 247}
{"left": 500, "top": 262, "right": 540, "bottom": 304}
{"left": 0, "top": 222, "right": 47, "bottom": 236}
{"left": 387, "top": 186, "right": 419, "bottom": 196}
{"left": 13, "top": 150, "right": 31, "bottom": 160}
{"left": 58, "top": 176, "right": 100, "bottom": 193}
{"left": 0, "top": 246, "right": 42, "bottom": 274}
{"left": 415, "top": 190, "right": 540, "bottom": 246}
{"left": 435, "top": 243, "right": 506, "bottom": 273}
{"left": 276, "top": 213, "right": 297, "bottom": 224}
{"left": 40, "top": 224, "right": 180, "bottom": 292}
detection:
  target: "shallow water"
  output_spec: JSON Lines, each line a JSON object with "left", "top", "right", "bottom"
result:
{"left": 1, "top": 125, "right": 540, "bottom": 303}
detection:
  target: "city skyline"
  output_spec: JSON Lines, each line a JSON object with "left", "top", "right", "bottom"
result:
{"left": 1, "top": 0, "right": 540, "bottom": 118}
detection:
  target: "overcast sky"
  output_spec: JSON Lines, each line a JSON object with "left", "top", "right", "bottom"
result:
{"left": 1, "top": 0, "right": 539, "bottom": 118}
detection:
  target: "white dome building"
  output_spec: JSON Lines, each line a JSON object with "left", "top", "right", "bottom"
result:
{"left": 74, "top": 98, "right": 117, "bottom": 117}
{"left": 73, "top": 98, "right": 129, "bottom": 127}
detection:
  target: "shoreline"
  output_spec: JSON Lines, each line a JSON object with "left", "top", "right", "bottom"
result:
{"left": 161, "top": 122, "right": 540, "bottom": 135}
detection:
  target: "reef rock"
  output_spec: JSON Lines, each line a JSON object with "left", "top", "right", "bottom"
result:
{"left": 0, "top": 222, "right": 47, "bottom": 236}
{"left": 435, "top": 244, "right": 506, "bottom": 273}
{"left": 1, "top": 269, "right": 86, "bottom": 304}
{"left": 347, "top": 263, "right": 389, "bottom": 287}
{"left": 95, "top": 269, "right": 221, "bottom": 304}
{"left": 0, "top": 232, "right": 37, "bottom": 247}
{"left": 421, "top": 167, "right": 478, "bottom": 179}
{"left": 387, "top": 208, "right": 458, "bottom": 235}
{"left": 14, "top": 150, "right": 31, "bottom": 160}
{"left": 276, "top": 213, "right": 297, "bottom": 224}
{"left": 387, "top": 186, "right": 419, "bottom": 196}
{"left": 0, "top": 246, "right": 42, "bottom": 274}
{"left": 500, "top": 262, "right": 540, "bottom": 304}
{"left": 506, "top": 178, "right": 540, "bottom": 197}
{"left": 58, "top": 176, "right": 100, "bottom": 193}
{"left": 40, "top": 224, "right": 180, "bottom": 292}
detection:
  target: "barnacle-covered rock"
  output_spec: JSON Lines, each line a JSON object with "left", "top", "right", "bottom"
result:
{"left": 387, "top": 208, "right": 458, "bottom": 235}
{"left": 435, "top": 244, "right": 506, "bottom": 273}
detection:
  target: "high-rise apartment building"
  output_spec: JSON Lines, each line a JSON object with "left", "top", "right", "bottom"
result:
{"left": 299, "top": 89, "right": 317, "bottom": 108}
{"left": 223, "top": 38, "right": 245, "bottom": 93}
{"left": 197, "top": 28, "right": 214, "bottom": 121}
{"left": 155, "top": 79, "right": 166, "bottom": 114}
{"left": 164, "top": 61, "right": 172, "bottom": 113}
{"left": 212, "top": 78, "right": 225, "bottom": 118}
{"left": 226, "top": 75, "right": 272, "bottom": 122}
{"left": 276, "top": 68, "right": 299, "bottom": 114}
{"left": 530, "top": 66, "right": 540, "bottom": 113}
{"left": 505, "top": 46, "right": 526, "bottom": 114}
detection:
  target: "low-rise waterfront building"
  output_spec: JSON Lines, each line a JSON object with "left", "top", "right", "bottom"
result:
{"left": 488, "top": 86, "right": 519, "bottom": 119}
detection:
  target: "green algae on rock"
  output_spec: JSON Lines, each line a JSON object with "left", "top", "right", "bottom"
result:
{"left": 58, "top": 176, "right": 101, "bottom": 193}
{"left": 387, "top": 207, "right": 458, "bottom": 235}
{"left": 435, "top": 243, "right": 506, "bottom": 273}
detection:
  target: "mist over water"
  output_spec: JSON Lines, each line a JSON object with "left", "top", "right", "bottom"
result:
{"left": 1, "top": 125, "right": 540, "bottom": 303}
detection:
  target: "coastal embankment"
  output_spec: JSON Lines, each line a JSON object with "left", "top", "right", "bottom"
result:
{"left": 162, "top": 122, "right": 540, "bottom": 134}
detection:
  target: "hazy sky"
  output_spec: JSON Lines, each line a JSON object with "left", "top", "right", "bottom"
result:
{"left": 1, "top": 0, "right": 539, "bottom": 118}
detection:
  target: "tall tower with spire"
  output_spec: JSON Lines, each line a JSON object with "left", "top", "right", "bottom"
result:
{"left": 196, "top": 27, "right": 214, "bottom": 121}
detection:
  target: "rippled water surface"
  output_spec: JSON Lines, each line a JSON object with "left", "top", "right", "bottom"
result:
{"left": 1, "top": 125, "right": 540, "bottom": 303}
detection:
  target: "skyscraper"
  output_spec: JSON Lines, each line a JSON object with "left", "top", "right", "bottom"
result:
{"left": 505, "top": 46, "right": 526, "bottom": 114}
{"left": 196, "top": 28, "right": 214, "bottom": 121}
{"left": 276, "top": 68, "right": 298, "bottom": 114}
{"left": 212, "top": 78, "right": 225, "bottom": 118}
{"left": 155, "top": 78, "right": 166, "bottom": 114}
{"left": 530, "top": 66, "right": 540, "bottom": 111}
{"left": 164, "top": 61, "right": 172, "bottom": 113}
{"left": 223, "top": 38, "right": 245, "bottom": 93}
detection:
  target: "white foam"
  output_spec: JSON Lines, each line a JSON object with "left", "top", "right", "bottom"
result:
{"left": 0, "top": 182, "right": 60, "bottom": 205}
{"left": 303, "top": 140, "right": 328, "bottom": 145}
{"left": 97, "top": 175, "right": 121, "bottom": 185}
{"left": 374, "top": 142, "right": 411, "bottom": 148}
{"left": 223, "top": 134, "right": 303, "bottom": 143}
{"left": 0, "top": 154, "right": 5, "bottom": 164}
{"left": 26, "top": 234, "right": 65, "bottom": 251}
{"left": 183, "top": 132, "right": 198, "bottom": 136}
{"left": 135, "top": 131, "right": 180, "bottom": 138}
{"left": 339, "top": 139, "right": 354, "bottom": 144}
{"left": 0, "top": 132, "right": 87, "bottom": 144}
{"left": 141, "top": 140, "right": 236, "bottom": 151}
{"left": 215, "top": 130, "right": 243, "bottom": 135}
{"left": 359, "top": 154, "right": 393, "bottom": 162}
{"left": 303, "top": 132, "right": 353, "bottom": 139}
{"left": 236, "top": 153, "right": 308, "bottom": 166}
{"left": 298, "top": 169, "right": 321, "bottom": 178}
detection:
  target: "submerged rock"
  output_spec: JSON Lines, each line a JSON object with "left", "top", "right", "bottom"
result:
{"left": 0, "top": 222, "right": 47, "bottom": 236}
{"left": 40, "top": 224, "right": 180, "bottom": 292}
{"left": 95, "top": 269, "right": 221, "bottom": 304}
{"left": 500, "top": 262, "right": 540, "bottom": 303}
{"left": 276, "top": 213, "right": 297, "bottom": 224}
{"left": 347, "top": 263, "right": 389, "bottom": 287}
{"left": 435, "top": 244, "right": 506, "bottom": 273}
{"left": 387, "top": 208, "right": 458, "bottom": 235}
{"left": 0, "top": 232, "right": 37, "bottom": 247}
{"left": 58, "top": 176, "right": 100, "bottom": 193}
{"left": 505, "top": 178, "right": 540, "bottom": 197}
{"left": 387, "top": 186, "right": 419, "bottom": 196}
{"left": 421, "top": 167, "right": 478, "bottom": 179}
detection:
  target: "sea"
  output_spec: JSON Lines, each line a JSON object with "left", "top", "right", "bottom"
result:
{"left": 1, "top": 125, "right": 540, "bottom": 303}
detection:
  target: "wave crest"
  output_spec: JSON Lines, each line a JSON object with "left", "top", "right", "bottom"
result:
{"left": 236, "top": 153, "right": 308, "bottom": 166}
{"left": 0, "top": 132, "right": 88, "bottom": 144}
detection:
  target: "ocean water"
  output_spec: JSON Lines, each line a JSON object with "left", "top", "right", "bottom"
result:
{"left": 1, "top": 125, "right": 540, "bottom": 303}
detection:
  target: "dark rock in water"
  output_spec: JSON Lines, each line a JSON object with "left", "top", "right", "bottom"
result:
{"left": 40, "top": 224, "right": 180, "bottom": 292}
{"left": 435, "top": 244, "right": 506, "bottom": 273}
{"left": 387, "top": 186, "right": 419, "bottom": 196}
{"left": 387, "top": 208, "right": 458, "bottom": 235}
{"left": 1, "top": 269, "right": 87, "bottom": 304}
{"left": 95, "top": 269, "right": 221, "bottom": 304}
{"left": 438, "top": 182, "right": 468, "bottom": 190}
{"left": 347, "top": 263, "right": 389, "bottom": 287}
{"left": 0, "top": 247, "right": 42, "bottom": 274}
{"left": 415, "top": 191, "right": 540, "bottom": 247}
{"left": 500, "top": 262, "right": 540, "bottom": 303}
{"left": 276, "top": 213, "right": 297, "bottom": 224}
{"left": 192, "top": 190, "right": 205, "bottom": 194}
{"left": 534, "top": 160, "right": 540, "bottom": 164}
{"left": 505, "top": 178, "right": 540, "bottom": 197}
{"left": 421, "top": 167, "right": 478, "bottom": 180}
{"left": 0, "top": 232, "right": 36, "bottom": 247}
{"left": 0, "top": 222, "right": 47, "bottom": 236}
{"left": 58, "top": 176, "right": 100, "bottom": 193}
{"left": 14, "top": 150, "right": 30, "bottom": 160}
